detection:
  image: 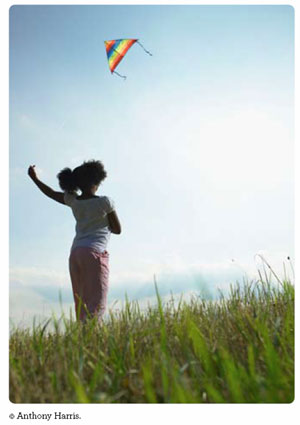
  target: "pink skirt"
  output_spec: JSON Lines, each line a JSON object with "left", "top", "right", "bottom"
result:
{"left": 69, "top": 247, "right": 109, "bottom": 322}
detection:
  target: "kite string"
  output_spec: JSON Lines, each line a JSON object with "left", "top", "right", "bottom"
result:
{"left": 137, "top": 40, "right": 153, "bottom": 56}
{"left": 113, "top": 70, "right": 127, "bottom": 80}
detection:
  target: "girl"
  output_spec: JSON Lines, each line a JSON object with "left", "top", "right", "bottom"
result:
{"left": 28, "top": 160, "right": 121, "bottom": 322}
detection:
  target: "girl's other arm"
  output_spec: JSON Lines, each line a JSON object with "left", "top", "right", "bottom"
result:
{"left": 28, "top": 165, "right": 65, "bottom": 205}
{"left": 107, "top": 210, "right": 121, "bottom": 234}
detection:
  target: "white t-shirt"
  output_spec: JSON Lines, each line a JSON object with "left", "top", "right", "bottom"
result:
{"left": 64, "top": 193, "right": 115, "bottom": 253}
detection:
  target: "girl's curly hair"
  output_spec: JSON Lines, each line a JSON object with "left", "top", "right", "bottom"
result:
{"left": 57, "top": 160, "right": 107, "bottom": 192}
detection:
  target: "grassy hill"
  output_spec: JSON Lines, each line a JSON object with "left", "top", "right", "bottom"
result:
{"left": 9, "top": 279, "right": 294, "bottom": 403}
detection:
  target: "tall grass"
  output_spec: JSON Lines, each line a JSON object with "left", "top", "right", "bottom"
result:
{"left": 9, "top": 278, "right": 294, "bottom": 403}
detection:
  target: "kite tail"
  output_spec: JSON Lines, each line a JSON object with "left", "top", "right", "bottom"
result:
{"left": 137, "top": 40, "right": 153, "bottom": 56}
{"left": 113, "top": 70, "right": 127, "bottom": 80}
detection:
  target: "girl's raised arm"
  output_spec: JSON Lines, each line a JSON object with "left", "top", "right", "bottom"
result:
{"left": 28, "top": 165, "right": 65, "bottom": 205}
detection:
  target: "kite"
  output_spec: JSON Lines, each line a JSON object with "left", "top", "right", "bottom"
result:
{"left": 104, "top": 39, "right": 152, "bottom": 79}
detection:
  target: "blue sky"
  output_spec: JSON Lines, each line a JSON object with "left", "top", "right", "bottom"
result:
{"left": 9, "top": 5, "right": 294, "bottom": 326}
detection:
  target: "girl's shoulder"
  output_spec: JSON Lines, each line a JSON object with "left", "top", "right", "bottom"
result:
{"left": 64, "top": 191, "right": 77, "bottom": 206}
{"left": 98, "top": 195, "right": 115, "bottom": 214}
{"left": 64, "top": 192, "right": 115, "bottom": 214}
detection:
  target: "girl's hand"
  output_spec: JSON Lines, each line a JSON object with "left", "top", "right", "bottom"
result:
{"left": 28, "top": 165, "right": 38, "bottom": 180}
{"left": 27, "top": 166, "right": 65, "bottom": 205}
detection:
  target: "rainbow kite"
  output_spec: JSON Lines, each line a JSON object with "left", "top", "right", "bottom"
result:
{"left": 104, "top": 39, "right": 152, "bottom": 79}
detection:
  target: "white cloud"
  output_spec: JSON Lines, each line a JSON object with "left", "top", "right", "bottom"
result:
{"left": 10, "top": 266, "right": 69, "bottom": 288}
